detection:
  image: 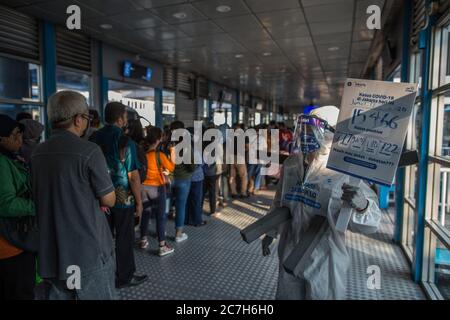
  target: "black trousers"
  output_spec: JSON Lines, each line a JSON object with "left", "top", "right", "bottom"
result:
{"left": 204, "top": 175, "right": 219, "bottom": 215}
{"left": 108, "top": 207, "right": 136, "bottom": 284}
{"left": 0, "top": 251, "right": 36, "bottom": 300}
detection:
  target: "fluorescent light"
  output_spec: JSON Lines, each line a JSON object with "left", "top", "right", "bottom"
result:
{"left": 173, "top": 12, "right": 187, "bottom": 19}
{"left": 235, "top": 54, "right": 244, "bottom": 58}
{"left": 216, "top": 5, "right": 231, "bottom": 13}
{"left": 100, "top": 24, "right": 113, "bottom": 30}
{"left": 262, "top": 52, "right": 271, "bottom": 57}
{"left": 328, "top": 46, "right": 339, "bottom": 51}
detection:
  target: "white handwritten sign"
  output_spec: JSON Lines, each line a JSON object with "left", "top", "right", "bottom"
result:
{"left": 326, "top": 78, "right": 418, "bottom": 186}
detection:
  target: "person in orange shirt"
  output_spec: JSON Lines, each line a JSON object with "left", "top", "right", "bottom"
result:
{"left": 139, "top": 127, "right": 175, "bottom": 256}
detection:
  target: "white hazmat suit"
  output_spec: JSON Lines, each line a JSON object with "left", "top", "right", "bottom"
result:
{"left": 265, "top": 106, "right": 382, "bottom": 300}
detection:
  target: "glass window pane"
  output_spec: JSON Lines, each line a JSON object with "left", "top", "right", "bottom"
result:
{"left": 56, "top": 68, "right": 91, "bottom": 104}
{"left": 442, "top": 92, "right": 450, "bottom": 158}
{"left": 0, "top": 56, "right": 41, "bottom": 102}
{"left": 433, "top": 237, "right": 450, "bottom": 299}
{"left": 213, "top": 110, "right": 225, "bottom": 126}
{"left": 438, "top": 166, "right": 450, "bottom": 232}
{"left": 441, "top": 24, "right": 450, "bottom": 88}
{"left": 405, "top": 205, "right": 417, "bottom": 252}
{"left": 0, "top": 103, "right": 43, "bottom": 123}
{"left": 108, "top": 80, "right": 155, "bottom": 127}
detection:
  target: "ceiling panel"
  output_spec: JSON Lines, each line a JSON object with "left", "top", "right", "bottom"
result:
{"left": 107, "top": 10, "right": 168, "bottom": 29}
{"left": 301, "top": 0, "right": 353, "bottom": 7}
{"left": 1, "top": 0, "right": 382, "bottom": 111}
{"left": 309, "top": 19, "right": 352, "bottom": 36}
{"left": 245, "top": 0, "right": 300, "bottom": 13}
{"left": 304, "top": 2, "right": 354, "bottom": 23}
{"left": 230, "top": 27, "right": 272, "bottom": 43}
{"left": 130, "top": 0, "right": 188, "bottom": 9}
{"left": 277, "top": 36, "right": 314, "bottom": 50}
{"left": 191, "top": 0, "right": 250, "bottom": 19}
{"left": 313, "top": 32, "right": 352, "bottom": 45}
{"left": 256, "top": 9, "right": 305, "bottom": 28}
{"left": 84, "top": 16, "right": 133, "bottom": 33}
{"left": 151, "top": 3, "right": 207, "bottom": 25}
{"left": 214, "top": 14, "right": 261, "bottom": 32}
{"left": 80, "top": 0, "right": 136, "bottom": 15}
{"left": 176, "top": 20, "right": 224, "bottom": 36}
{"left": 268, "top": 24, "right": 309, "bottom": 39}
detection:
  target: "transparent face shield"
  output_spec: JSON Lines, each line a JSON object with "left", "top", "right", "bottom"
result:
{"left": 292, "top": 114, "right": 335, "bottom": 154}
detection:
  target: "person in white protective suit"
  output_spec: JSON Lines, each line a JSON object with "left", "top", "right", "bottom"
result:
{"left": 261, "top": 105, "right": 382, "bottom": 300}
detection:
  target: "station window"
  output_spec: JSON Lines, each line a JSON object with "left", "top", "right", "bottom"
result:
{"left": 56, "top": 68, "right": 91, "bottom": 105}
{"left": 0, "top": 55, "right": 42, "bottom": 121}
{"left": 108, "top": 80, "right": 155, "bottom": 127}
{"left": 162, "top": 90, "right": 176, "bottom": 126}
{"left": 420, "top": 19, "right": 450, "bottom": 299}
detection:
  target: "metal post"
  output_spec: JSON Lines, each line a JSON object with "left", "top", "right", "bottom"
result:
{"left": 42, "top": 21, "right": 56, "bottom": 138}
{"left": 155, "top": 87, "right": 163, "bottom": 128}
{"left": 413, "top": 1, "right": 434, "bottom": 283}
{"left": 394, "top": 0, "right": 412, "bottom": 243}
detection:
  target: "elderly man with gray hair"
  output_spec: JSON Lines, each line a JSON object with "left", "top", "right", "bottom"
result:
{"left": 31, "top": 90, "right": 117, "bottom": 300}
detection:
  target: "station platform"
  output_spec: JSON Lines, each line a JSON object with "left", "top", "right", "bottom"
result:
{"left": 118, "top": 188, "right": 426, "bottom": 300}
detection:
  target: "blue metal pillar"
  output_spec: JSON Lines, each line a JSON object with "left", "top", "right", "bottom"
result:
{"left": 394, "top": 0, "right": 412, "bottom": 243}
{"left": 413, "top": 1, "right": 434, "bottom": 282}
{"left": 42, "top": 21, "right": 56, "bottom": 137}
{"left": 97, "top": 42, "right": 108, "bottom": 121}
{"left": 155, "top": 88, "right": 163, "bottom": 128}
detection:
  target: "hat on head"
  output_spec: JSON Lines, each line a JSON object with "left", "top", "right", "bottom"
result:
{"left": 0, "top": 114, "right": 25, "bottom": 138}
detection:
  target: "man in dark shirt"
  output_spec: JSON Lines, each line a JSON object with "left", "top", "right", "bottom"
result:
{"left": 90, "top": 102, "right": 147, "bottom": 288}
{"left": 31, "top": 91, "right": 117, "bottom": 300}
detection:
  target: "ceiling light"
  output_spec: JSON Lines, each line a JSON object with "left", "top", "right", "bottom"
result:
{"left": 262, "top": 52, "right": 271, "bottom": 57}
{"left": 179, "top": 58, "right": 191, "bottom": 63}
{"left": 173, "top": 12, "right": 187, "bottom": 19}
{"left": 235, "top": 54, "right": 244, "bottom": 58}
{"left": 100, "top": 24, "right": 113, "bottom": 30}
{"left": 328, "top": 46, "right": 340, "bottom": 51}
{"left": 216, "top": 5, "right": 232, "bottom": 13}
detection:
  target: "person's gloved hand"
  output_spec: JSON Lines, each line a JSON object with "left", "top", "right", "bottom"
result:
{"left": 341, "top": 183, "right": 369, "bottom": 211}
{"left": 262, "top": 235, "right": 275, "bottom": 256}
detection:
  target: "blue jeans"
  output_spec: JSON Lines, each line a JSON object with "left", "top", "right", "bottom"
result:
{"left": 173, "top": 178, "right": 191, "bottom": 230}
{"left": 45, "top": 253, "right": 117, "bottom": 300}
{"left": 247, "top": 164, "right": 262, "bottom": 190}
{"left": 141, "top": 185, "right": 167, "bottom": 242}
{"left": 186, "top": 180, "right": 204, "bottom": 225}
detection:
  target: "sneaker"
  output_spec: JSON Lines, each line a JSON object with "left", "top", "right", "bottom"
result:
{"left": 139, "top": 237, "right": 149, "bottom": 250}
{"left": 158, "top": 244, "right": 175, "bottom": 256}
{"left": 175, "top": 233, "right": 188, "bottom": 243}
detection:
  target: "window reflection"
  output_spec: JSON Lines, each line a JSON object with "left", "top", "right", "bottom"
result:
{"left": 56, "top": 68, "right": 91, "bottom": 104}
{"left": 0, "top": 56, "right": 40, "bottom": 102}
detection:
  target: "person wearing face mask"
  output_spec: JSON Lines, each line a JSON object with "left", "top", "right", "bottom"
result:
{"left": 31, "top": 91, "right": 117, "bottom": 299}
{"left": 260, "top": 105, "right": 382, "bottom": 300}
{"left": 0, "top": 115, "right": 36, "bottom": 300}
{"left": 90, "top": 102, "right": 148, "bottom": 289}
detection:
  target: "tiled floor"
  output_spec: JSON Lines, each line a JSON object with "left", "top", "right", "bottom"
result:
{"left": 119, "top": 189, "right": 426, "bottom": 300}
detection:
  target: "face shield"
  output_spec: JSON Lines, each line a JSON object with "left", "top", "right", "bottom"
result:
{"left": 292, "top": 114, "right": 335, "bottom": 154}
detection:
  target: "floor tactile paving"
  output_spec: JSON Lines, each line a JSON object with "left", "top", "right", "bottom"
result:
{"left": 119, "top": 189, "right": 425, "bottom": 300}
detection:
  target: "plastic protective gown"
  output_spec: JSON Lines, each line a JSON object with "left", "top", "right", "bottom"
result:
{"left": 269, "top": 117, "right": 382, "bottom": 300}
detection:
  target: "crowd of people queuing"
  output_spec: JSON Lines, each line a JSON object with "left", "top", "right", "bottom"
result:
{"left": 0, "top": 90, "right": 294, "bottom": 300}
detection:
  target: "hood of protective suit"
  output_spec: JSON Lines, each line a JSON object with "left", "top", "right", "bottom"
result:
{"left": 308, "top": 105, "right": 339, "bottom": 156}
